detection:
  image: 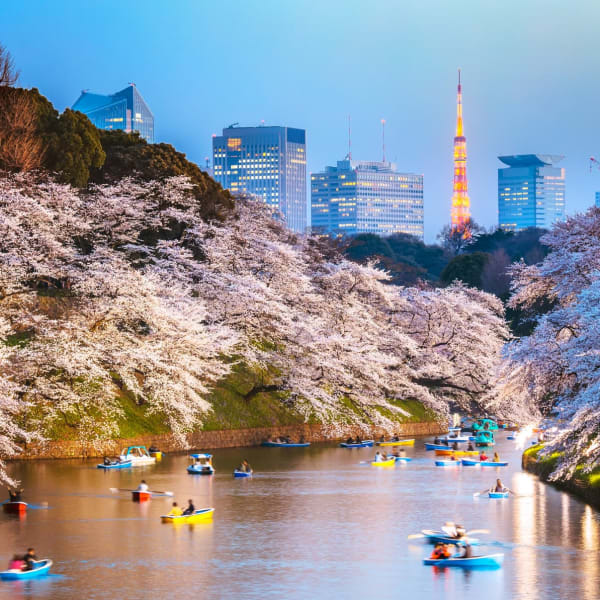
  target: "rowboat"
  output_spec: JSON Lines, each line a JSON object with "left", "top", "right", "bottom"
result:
{"left": 480, "top": 461, "right": 508, "bottom": 467}
{"left": 376, "top": 439, "right": 415, "bottom": 447}
{"left": 261, "top": 441, "right": 311, "bottom": 448}
{"left": 435, "top": 460, "right": 459, "bottom": 466}
{"left": 97, "top": 459, "right": 133, "bottom": 470}
{"left": 119, "top": 446, "right": 156, "bottom": 466}
{"left": 339, "top": 440, "right": 374, "bottom": 448}
{"left": 161, "top": 507, "right": 215, "bottom": 524}
{"left": 420, "top": 530, "right": 480, "bottom": 545}
{"left": 2, "top": 501, "right": 27, "bottom": 515}
{"left": 461, "top": 459, "right": 481, "bottom": 466}
{"left": 423, "top": 553, "right": 504, "bottom": 568}
{"left": 435, "top": 450, "right": 478, "bottom": 457}
{"left": 0, "top": 559, "right": 53, "bottom": 580}
{"left": 187, "top": 453, "right": 215, "bottom": 475}
{"left": 441, "top": 436, "right": 470, "bottom": 443}
{"left": 425, "top": 443, "right": 453, "bottom": 451}
{"left": 371, "top": 458, "right": 396, "bottom": 467}
{"left": 132, "top": 490, "right": 152, "bottom": 502}
{"left": 507, "top": 435, "right": 516, "bottom": 440}
{"left": 233, "top": 469, "right": 252, "bottom": 478}
{"left": 488, "top": 491, "right": 509, "bottom": 498}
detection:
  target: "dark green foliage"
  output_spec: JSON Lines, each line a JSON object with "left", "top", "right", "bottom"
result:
{"left": 468, "top": 227, "right": 548, "bottom": 263}
{"left": 93, "top": 130, "right": 235, "bottom": 221}
{"left": 344, "top": 233, "right": 448, "bottom": 285}
{"left": 44, "top": 108, "right": 105, "bottom": 187}
{"left": 440, "top": 252, "right": 489, "bottom": 288}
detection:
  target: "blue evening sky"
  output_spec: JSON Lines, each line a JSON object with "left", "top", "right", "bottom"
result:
{"left": 2, "top": 0, "right": 599, "bottom": 241}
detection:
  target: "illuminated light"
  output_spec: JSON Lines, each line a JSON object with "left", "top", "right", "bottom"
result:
{"left": 450, "top": 69, "right": 471, "bottom": 231}
{"left": 227, "top": 138, "right": 242, "bottom": 150}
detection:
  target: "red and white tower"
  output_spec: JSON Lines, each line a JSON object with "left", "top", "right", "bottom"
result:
{"left": 451, "top": 69, "right": 470, "bottom": 229}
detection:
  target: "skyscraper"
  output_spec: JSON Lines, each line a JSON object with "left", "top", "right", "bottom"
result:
{"left": 311, "top": 159, "right": 424, "bottom": 240}
{"left": 212, "top": 125, "right": 307, "bottom": 233}
{"left": 72, "top": 84, "right": 154, "bottom": 143}
{"left": 498, "top": 155, "right": 566, "bottom": 231}
{"left": 451, "top": 70, "right": 470, "bottom": 229}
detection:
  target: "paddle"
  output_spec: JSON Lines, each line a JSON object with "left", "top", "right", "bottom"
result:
{"left": 466, "top": 528, "right": 489, "bottom": 536}
{"left": 110, "top": 487, "right": 173, "bottom": 496}
{"left": 407, "top": 533, "right": 425, "bottom": 539}
{"left": 472, "top": 488, "right": 489, "bottom": 497}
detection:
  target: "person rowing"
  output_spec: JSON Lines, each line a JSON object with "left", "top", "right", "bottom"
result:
{"left": 467, "top": 441, "right": 474, "bottom": 451}
{"left": 374, "top": 451, "right": 383, "bottom": 462}
{"left": 493, "top": 452, "right": 500, "bottom": 462}
{"left": 137, "top": 480, "right": 149, "bottom": 492}
{"left": 355, "top": 435, "right": 362, "bottom": 444}
{"left": 8, "top": 488, "right": 23, "bottom": 502}
{"left": 22, "top": 548, "right": 37, "bottom": 571}
{"left": 479, "top": 451, "right": 488, "bottom": 461}
{"left": 237, "top": 459, "right": 252, "bottom": 473}
{"left": 182, "top": 499, "right": 195, "bottom": 516}
{"left": 346, "top": 436, "right": 353, "bottom": 444}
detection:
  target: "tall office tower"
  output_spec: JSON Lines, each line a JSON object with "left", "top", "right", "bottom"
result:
{"left": 450, "top": 69, "right": 470, "bottom": 229}
{"left": 212, "top": 125, "right": 307, "bottom": 233}
{"left": 498, "top": 155, "right": 566, "bottom": 231}
{"left": 311, "top": 159, "right": 424, "bottom": 240}
{"left": 72, "top": 84, "right": 154, "bottom": 143}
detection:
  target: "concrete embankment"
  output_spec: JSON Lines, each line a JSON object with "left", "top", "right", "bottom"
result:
{"left": 14, "top": 421, "right": 445, "bottom": 460}
{"left": 522, "top": 446, "right": 600, "bottom": 510}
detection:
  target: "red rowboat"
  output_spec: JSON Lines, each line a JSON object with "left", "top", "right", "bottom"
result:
{"left": 131, "top": 491, "right": 151, "bottom": 502}
{"left": 3, "top": 501, "right": 27, "bottom": 514}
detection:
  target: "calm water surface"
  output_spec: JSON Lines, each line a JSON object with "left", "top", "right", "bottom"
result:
{"left": 1, "top": 436, "right": 599, "bottom": 599}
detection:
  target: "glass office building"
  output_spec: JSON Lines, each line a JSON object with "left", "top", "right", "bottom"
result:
{"left": 72, "top": 84, "right": 154, "bottom": 143}
{"left": 498, "top": 155, "right": 565, "bottom": 231}
{"left": 212, "top": 126, "right": 307, "bottom": 233}
{"left": 311, "top": 159, "right": 424, "bottom": 240}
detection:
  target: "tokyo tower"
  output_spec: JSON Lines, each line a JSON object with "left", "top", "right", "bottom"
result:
{"left": 450, "top": 69, "right": 470, "bottom": 229}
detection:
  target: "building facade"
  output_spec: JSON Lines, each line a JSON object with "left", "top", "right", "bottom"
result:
{"left": 212, "top": 125, "right": 307, "bottom": 233}
{"left": 311, "top": 159, "right": 424, "bottom": 240}
{"left": 595, "top": 191, "right": 600, "bottom": 208}
{"left": 498, "top": 154, "right": 565, "bottom": 231}
{"left": 72, "top": 84, "right": 154, "bottom": 143}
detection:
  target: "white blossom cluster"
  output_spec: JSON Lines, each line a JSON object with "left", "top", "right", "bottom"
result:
{"left": 0, "top": 174, "right": 509, "bottom": 483}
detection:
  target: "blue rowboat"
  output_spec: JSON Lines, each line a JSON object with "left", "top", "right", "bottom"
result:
{"left": 394, "top": 456, "right": 412, "bottom": 462}
{"left": 261, "top": 441, "right": 311, "bottom": 448}
{"left": 0, "top": 559, "right": 52, "bottom": 580}
{"left": 425, "top": 443, "right": 454, "bottom": 451}
{"left": 480, "top": 461, "right": 508, "bottom": 467}
{"left": 441, "top": 436, "right": 469, "bottom": 443}
{"left": 435, "top": 460, "right": 459, "bottom": 467}
{"left": 488, "top": 491, "right": 509, "bottom": 498}
{"left": 461, "top": 459, "right": 480, "bottom": 466}
{"left": 339, "top": 440, "right": 374, "bottom": 448}
{"left": 233, "top": 470, "right": 252, "bottom": 478}
{"left": 423, "top": 554, "right": 503, "bottom": 569}
{"left": 420, "top": 530, "right": 480, "bottom": 545}
{"left": 97, "top": 459, "right": 133, "bottom": 470}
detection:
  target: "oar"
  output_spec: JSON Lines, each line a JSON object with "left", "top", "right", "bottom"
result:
{"left": 473, "top": 488, "right": 490, "bottom": 497}
{"left": 110, "top": 488, "right": 173, "bottom": 496}
{"left": 466, "top": 528, "right": 489, "bottom": 536}
{"left": 407, "top": 533, "right": 425, "bottom": 539}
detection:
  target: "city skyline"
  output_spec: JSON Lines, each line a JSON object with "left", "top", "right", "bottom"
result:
{"left": 2, "top": 1, "right": 600, "bottom": 241}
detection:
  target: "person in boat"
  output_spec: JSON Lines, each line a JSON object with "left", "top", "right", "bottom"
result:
{"left": 479, "top": 452, "right": 488, "bottom": 462}
{"left": 8, "top": 488, "right": 23, "bottom": 502}
{"left": 494, "top": 478, "right": 505, "bottom": 493}
{"left": 467, "top": 441, "right": 475, "bottom": 452}
{"left": 434, "top": 436, "right": 441, "bottom": 444}
{"left": 391, "top": 434, "right": 400, "bottom": 442}
{"left": 182, "top": 499, "right": 195, "bottom": 516}
{"left": 493, "top": 452, "right": 500, "bottom": 463}
{"left": 238, "top": 459, "right": 252, "bottom": 473}
{"left": 374, "top": 451, "right": 382, "bottom": 462}
{"left": 22, "top": 548, "right": 37, "bottom": 571}
{"left": 379, "top": 434, "right": 385, "bottom": 443}
{"left": 355, "top": 435, "right": 362, "bottom": 444}
{"left": 137, "top": 480, "right": 149, "bottom": 492}
{"left": 430, "top": 543, "right": 450, "bottom": 559}
{"left": 346, "top": 436, "right": 353, "bottom": 444}
{"left": 167, "top": 502, "right": 183, "bottom": 517}
{"left": 459, "top": 542, "right": 473, "bottom": 558}
{"left": 148, "top": 445, "right": 159, "bottom": 453}
{"left": 452, "top": 441, "right": 459, "bottom": 451}
{"left": 8, "top": 555, "right": 24, "bottom": 570}
{"left": 442, "top": 438, "right": 449, "bottom": 446}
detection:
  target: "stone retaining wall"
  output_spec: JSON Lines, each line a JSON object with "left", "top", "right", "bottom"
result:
{"left": 15, "top": 421, "right": 445, "bottom": 460}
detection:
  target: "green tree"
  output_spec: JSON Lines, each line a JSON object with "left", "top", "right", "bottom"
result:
{"left": 440, "top": 252, "right": 490, "bottom": 288}
{"left": 44, "top": 108, "right": 105, "bottom": 187}
{"left": 93, "top": 130, "right": 234, "bottom": 221}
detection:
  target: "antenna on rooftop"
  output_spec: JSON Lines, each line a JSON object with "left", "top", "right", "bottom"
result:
{"left": 381, "top": 118, "right": 386, "bottom": 163}
{"left": 347, "top": 114, "right": 352, "bottom": 160}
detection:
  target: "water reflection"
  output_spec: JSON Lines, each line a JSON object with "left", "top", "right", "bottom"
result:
{"left": 1, "top": 438, "right": 599, "bottom": 599}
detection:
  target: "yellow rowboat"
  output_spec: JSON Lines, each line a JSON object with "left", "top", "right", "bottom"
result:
{"left": 160, "top": 508, "right": 214, "bottom": 524}
{"left": 371, "top": 458, "right": 396, "bottom": 467}
{"left": 376, "top": 439, "right": 415, "bottom": 447}
{"left": 435, "top": 450, "right": 479, "bottom": 457}
{"left": 150, "top": 451, "right": 162, "bottom": 460}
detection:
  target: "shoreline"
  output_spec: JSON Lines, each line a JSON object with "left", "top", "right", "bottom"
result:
{"left": 522, "top": 447, "right": 600, "bottom": 510}
{"left": 12, "top": 421, "right": 445, "bottom": 461}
